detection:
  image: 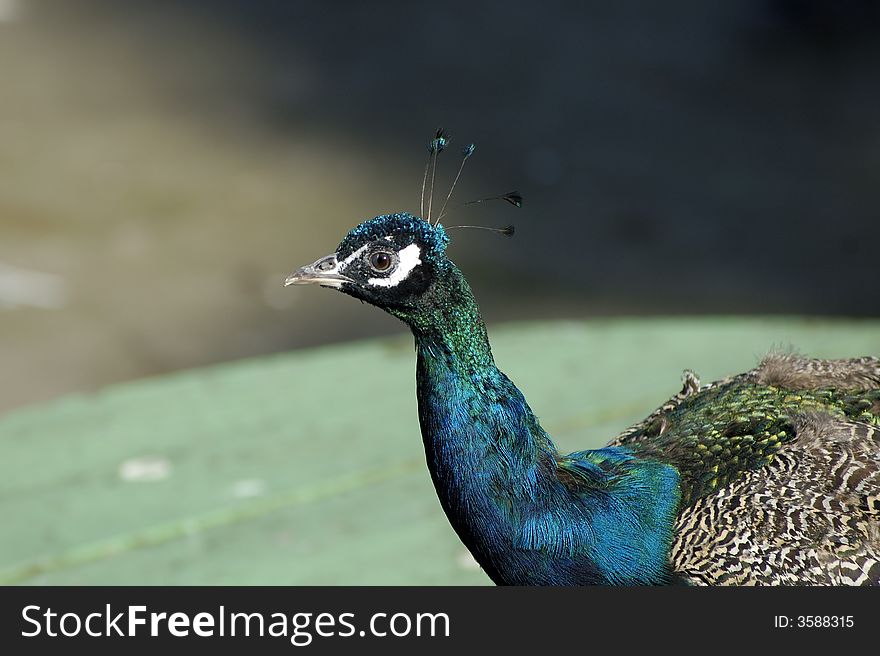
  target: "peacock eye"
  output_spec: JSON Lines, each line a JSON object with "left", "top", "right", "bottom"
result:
{"left": 369, "top": 251, "right": 393, "bottom": 272}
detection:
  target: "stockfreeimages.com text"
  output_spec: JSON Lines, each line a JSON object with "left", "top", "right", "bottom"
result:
{"left": 21, "top": 604, "right": 450, "bottom": 646}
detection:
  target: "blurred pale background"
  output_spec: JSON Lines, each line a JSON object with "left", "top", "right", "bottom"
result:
{"left": 1, "top": 0, "right": 878, "bottom": 412}
{"left": 2, "top": 0, "right": 880, "bottom": 587}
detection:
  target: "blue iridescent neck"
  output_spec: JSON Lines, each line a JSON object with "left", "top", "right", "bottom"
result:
{"left": 406, "top": 264, "right": 557, "bottom": 576}
{"left": 403, "top": 264, "right": 681, "bottom": 584}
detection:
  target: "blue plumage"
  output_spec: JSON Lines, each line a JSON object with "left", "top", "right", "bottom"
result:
{"left": 416, "top": 316, "right": 680, "bottom": 585}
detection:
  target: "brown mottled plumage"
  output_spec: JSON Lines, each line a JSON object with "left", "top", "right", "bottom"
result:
{"left": 612, "top": 353, "right": 880, "bottom": 585}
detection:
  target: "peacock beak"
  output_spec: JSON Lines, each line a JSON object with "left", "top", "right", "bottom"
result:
{"left": 284, "top": 254, "right": 353, "bottom": 289}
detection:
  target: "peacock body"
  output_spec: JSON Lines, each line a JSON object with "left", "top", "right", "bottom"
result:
{"left": 614, "top": 361, "right": 880, "bottom": 584}
{"left": 286, "top": 211, "right": 880, "bottom": 585}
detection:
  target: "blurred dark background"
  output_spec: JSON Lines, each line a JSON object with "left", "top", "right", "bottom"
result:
{"left": 1, "top": 0, "right": 878, "bottom": 415}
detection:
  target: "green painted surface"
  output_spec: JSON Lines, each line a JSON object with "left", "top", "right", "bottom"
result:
{"left": 1, "top": 318, "right": 878, "bottom": 585}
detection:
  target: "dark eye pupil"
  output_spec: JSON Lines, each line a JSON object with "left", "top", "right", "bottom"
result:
{"left": 371, "top": 252, "right": 392, "bottom": 271}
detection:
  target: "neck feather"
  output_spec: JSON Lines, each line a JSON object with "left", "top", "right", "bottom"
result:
{"left": 405, "top": 266, "right": 559, "bottom": 567}
{"left": 398, "top": 264, "right": 680, "bottom": 584}
{"left": 391, "top": 263, "right": 496, "bottom": 374}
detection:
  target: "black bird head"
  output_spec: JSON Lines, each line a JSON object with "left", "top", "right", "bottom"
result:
{"left": 286, "top": 131, "right": 518, "bottom": 333}
{"left": 285, "top": 212, "right": 451, "bottom": 321}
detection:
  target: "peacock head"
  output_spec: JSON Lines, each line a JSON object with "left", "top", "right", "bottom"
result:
{"left": 285, "top": 131, "right": 518, "bottom": 327}
{"left": 284, "top": 212, "right": 451, "bottom": 317}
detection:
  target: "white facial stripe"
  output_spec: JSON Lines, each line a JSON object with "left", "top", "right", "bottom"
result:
{"left": 316, "top": 278, "right": 346, "bottom": 289}
{"left": 338, "top": 244, "right": 370, "bottom": 269}
{"left": 367, "top": 243, "right": 422, "bottom": 288}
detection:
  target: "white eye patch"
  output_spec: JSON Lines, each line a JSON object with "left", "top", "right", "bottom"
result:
{"left": 367, "top": 243, "right": 422, "bottom": 288}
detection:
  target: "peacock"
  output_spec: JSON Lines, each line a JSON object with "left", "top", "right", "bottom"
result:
{"left": 284, "top": 133, "right": 880, "bottom": 585}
